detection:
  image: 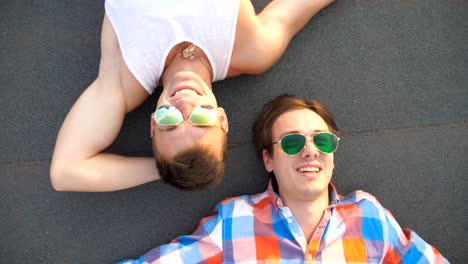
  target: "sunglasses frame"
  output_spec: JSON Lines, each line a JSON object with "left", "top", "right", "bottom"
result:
{"left": 272, "top": 132, "right": 340, "bottom": 155}
{"left": 153, "top": 104, "right": 220, "bottom": 127}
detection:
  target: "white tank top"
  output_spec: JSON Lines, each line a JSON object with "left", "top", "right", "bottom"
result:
{"left": 105, "top": 0, "right": 240, "bottom": 94}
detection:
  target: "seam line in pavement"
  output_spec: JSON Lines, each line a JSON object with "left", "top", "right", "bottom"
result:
{"left": 2, "top": 121, "right": 467, "bottom": 165}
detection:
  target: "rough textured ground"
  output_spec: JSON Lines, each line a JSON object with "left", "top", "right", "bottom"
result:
{"left": 1, "top": 0, "right": 466, "bottom": 263}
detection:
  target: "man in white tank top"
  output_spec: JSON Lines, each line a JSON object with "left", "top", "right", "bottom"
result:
{"left": 50, "top": 0, "right": 336, "bottom": 191}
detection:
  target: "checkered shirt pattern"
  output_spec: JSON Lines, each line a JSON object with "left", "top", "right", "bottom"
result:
{"left": 118, "top": 182, "right": 448, "bottom": 264}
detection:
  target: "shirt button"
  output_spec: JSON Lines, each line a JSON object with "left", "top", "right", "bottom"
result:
{"left": 308, "top": 254, "right": 313, "bottom": 261}
{"left": 287, "top": 218, "right": 293, "bottom": 223}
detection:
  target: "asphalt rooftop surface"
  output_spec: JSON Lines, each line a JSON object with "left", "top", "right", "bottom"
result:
{"left": 1, "top": 0, "right": 467, "bottom": 263}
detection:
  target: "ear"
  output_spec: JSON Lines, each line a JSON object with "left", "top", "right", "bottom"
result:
{"left": 262, "top": 149, "right": 274, "bottom": 172}
{"left": 150, "top": 113, "right": 156, "bottom": 138}
{"left": 217, "top": 107, "right": 229, "bottom": 133}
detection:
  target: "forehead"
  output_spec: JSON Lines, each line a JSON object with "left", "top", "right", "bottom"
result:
{"left": 272, "top": 109, "right": 330, "bottom": 137}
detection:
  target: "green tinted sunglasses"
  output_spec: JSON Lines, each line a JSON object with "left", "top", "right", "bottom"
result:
{"left": 154, "top": 104, "right": 218, "bottom": 126}
{"left": 273, "top": 132, "right": 340, "bottom": 155}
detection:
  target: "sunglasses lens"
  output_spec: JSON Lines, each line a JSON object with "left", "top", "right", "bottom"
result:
{"left": 281, "top": 134, "right": 306, "bottom": 155}
{"left": 189, "top": 105, "right": 218, "bottom": 126}
{"left": 313, "top": 133, "right": 338, "bottom": 153}
{"left": 155, "top": 105, "right": 183, "bottom": 125}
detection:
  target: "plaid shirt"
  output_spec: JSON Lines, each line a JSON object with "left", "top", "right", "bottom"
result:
{"left": 118, "top": 182, "right": 448, "bottom": 263}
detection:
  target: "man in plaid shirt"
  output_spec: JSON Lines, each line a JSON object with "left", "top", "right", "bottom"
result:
{"left": 119, "top": 95, "right": 448, "bottom": 263}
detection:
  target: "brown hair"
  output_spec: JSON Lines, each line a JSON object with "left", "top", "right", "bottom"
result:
{"left": 252, "top": 94, "right": 340, "bottom": 160}
{"left": 154, "top": 135, "right": 227, "bottom": 190}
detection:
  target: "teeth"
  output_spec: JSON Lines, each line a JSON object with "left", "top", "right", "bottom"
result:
{"left": 175, "top": 89, "right": 198, "bottom": 95}
{"left": 298, "top": 167, "right": 320, "bottom": 173}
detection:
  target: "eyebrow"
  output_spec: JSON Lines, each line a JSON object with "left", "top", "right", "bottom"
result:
{"left": 277, "top": 129, "right": 328, "bottom": 139}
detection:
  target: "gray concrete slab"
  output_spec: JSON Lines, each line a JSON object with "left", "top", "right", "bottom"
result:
{"left": 0, "top": 145, "right": 269, "bottom": 263}
{"left": 218, "top": 0, "right": 468, "bottom": 143}
{"left": 333, "top": 123, "right": 467, "bottom": 262}
{"left": 1, "top": 0, "right": 103, "bottom": 163}
{"left": 1, "top": 0, "right": 467, "bottom": 263}
{"left": 1, "top": 0, "right": 467, "bottom": 162}
{"left": 2, "top": 124, "right": 467, "bottom": 262}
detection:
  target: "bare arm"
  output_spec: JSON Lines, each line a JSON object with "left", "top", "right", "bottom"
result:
{"left": 230, "top": 0, "right": 335, "bottom": 74}
{"left": 50, "top": 16, "right": 159, "bottom": 192}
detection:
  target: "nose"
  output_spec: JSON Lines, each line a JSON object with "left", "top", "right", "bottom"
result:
{"left": 172, "top": 99, "right": 197, "bottom": 120}
{"left": 300, "top": 137, "right": 319, "bottom": 158}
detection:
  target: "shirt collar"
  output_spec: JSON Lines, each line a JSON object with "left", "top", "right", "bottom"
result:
{"left": 266, "top": 180, "right": 341, "bottom": 212}
{"left": 329, "top": 183, "right": 340, "bottom": 207}
{"left": 266, "top": 181, "right": 281, "bottom": 212}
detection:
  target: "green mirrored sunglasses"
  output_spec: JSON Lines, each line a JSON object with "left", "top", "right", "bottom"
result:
{"left": 273, "top": 132, "right": 340, "bottom": 155}
{"left": 154, "top": 104, "right": 218, "bottom": 126}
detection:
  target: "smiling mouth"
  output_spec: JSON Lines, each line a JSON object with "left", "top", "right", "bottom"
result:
{"left": 171, "top": 86, "right": 202, "bottom": 97}
{"left": 297, "top": 167, "right": 321, "bottom": 173}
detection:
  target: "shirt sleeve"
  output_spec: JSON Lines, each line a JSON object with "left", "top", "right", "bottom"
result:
{"left": 117, "top": 207, "right": 224, "bottom": 264}
{"left": 381, "top": 209, "right": 449, "bottom": 263}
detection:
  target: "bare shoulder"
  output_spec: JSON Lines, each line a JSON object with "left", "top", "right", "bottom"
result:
{"left": 99, "top": 15, "right": 149, "bottom": 112}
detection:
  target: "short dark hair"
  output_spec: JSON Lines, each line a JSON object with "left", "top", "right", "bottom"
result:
{"left": 154, "top": 137, "right": 227, "bottom": 190}
{"left": 252, "top": 94, "right": 340, "bottom": 160}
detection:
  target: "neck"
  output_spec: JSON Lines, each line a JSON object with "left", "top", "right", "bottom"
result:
{"left": 280, "top": 190, "right": 329, "bottom": 241}
{"left": 161, "top": 44, "right": 213, "bottom": 87}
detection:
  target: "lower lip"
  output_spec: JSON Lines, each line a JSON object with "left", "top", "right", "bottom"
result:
{"left": 298, "top": 171, "right": 320, "bottom": 180}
